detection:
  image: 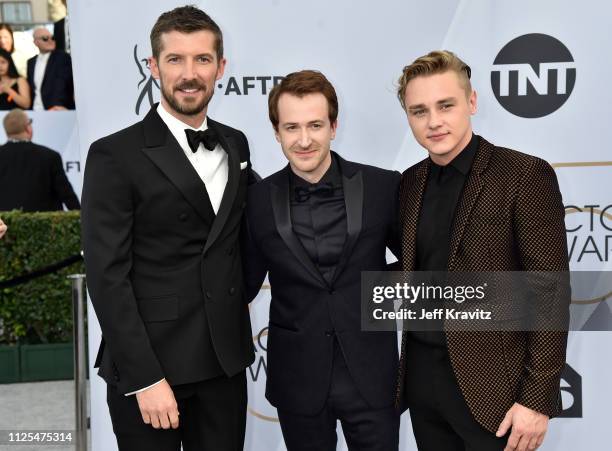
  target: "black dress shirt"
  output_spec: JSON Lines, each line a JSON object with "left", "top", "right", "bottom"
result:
{"left": 289, "top": 155, "right": 347, "bottom": 285}
{"left": 413, "top": 134, "right": 479, "bottom": 346}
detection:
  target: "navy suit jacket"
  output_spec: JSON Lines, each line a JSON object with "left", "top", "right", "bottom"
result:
{"left": 27, "top": 50, "right": 75, "bottom": 110}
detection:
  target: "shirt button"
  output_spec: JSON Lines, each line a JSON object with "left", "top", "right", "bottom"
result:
{"left": 325, "top": 330, "right": 334, "bottom": 337}
{"left": 179, "top": 213, "right": 188, "bottom": 221}
{"left": 229, "top": 287, "right": 236, "bottom": 295}
{"left": 329, "top": 290, "right": 336, "bottom": 295}
{"left": 206, "top": 291, "right": 212, "bottom": 299}
{"left": 227, "top": 247, "right": 234, "bottom": 255}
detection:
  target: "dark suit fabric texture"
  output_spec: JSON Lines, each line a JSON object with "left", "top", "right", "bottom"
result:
{"left": 0, "top": 140, "right": 79, "bottom": 211}
{"left": 396, "top": 136, "right": 570, "bottom": 438}
{"left": 81, "top": 106, "right": 254, "bottom": 450}
{"left": 27, "top": 50, "right": 75, "bottom": 109}
{"left": 53, "top": 18, "right": 66, "bottom": 52}
{"left": 244, "top": 153, "right": 401, "bottom": 420}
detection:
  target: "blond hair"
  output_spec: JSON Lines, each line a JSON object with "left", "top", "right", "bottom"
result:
{"left": 397, "top": 50, "right": 472, "bottom": 109}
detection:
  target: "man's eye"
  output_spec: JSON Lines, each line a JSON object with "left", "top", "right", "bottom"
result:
{"left": 197, "top": 56, "right": 211, "bottom": 63}
{"left": 167, "top": 57, "right": 179, "bottom": 63}
{"left": 311, "top": 123, "right": 321, "bottom": 129}
{"left": 412, "top": 110, "right": 425, "bottom": 117}
{"left": 441, "top": 103, "right": 453, "bottom": 110}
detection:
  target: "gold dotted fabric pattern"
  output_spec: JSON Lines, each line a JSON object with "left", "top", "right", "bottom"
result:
{"left": 395, "top": 137, "right": 570, "bottom": 433}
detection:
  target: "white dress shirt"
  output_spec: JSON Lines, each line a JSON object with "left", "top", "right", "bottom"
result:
{"left": 32, "top": 52, "right": 51, "bottom": 111}
{"left": 124, "top": 103, "right": 229, "bottom": 396}
{"left": 157, "top": 102, "right": 228, "bottom": 213}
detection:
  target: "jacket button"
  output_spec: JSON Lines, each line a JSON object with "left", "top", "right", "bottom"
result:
{"left": 325, "top": 330, "right": 334, "bottom": 337}
{"left": 329, "top": 290, "right": 336, "bottom": 295}
{"left": 179, "top": 213, "right": 188, "bottom": 221}
{"left": 229, "top": 287, "right": 236, "bottom": 295}
{"left": 227, "top": 247, "right": 234, "bottom": 255}
{"left": 206, "top": 291, "right": 212, "bottom": 299}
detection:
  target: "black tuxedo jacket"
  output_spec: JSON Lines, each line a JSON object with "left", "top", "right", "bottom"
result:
{"left": 0, "top": 140, "right": 79, "bottom": 211}
{"left": 244, "top": 154, "right": 400, "bottom": 415}
{"left": 82, "top": 106, "right": 254, "bottom": 394}
{"left": 27, "top": 50, "right": 75, "bottom": 110}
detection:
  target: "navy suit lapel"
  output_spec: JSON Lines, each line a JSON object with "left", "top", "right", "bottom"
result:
{"left": 140, "top": 107, "right": 216, "bottom": 225}
{"left": 329, "top": 154, "right": 363, "bottom": 285}
{"left": 270, "top": 168, "right": 328, "bottom": 288}
{"left": 40, "top": 52, "right": 57, "bottom": 91}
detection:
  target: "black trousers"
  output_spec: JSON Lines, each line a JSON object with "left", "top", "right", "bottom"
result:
{"left": 277, "top": 340, "right": 399, "bottom": 451}
{"left": 404, "top": 336, "right": 508, "bottom": 451}
{"left": 106, "top": 371, "right": 247, "bottom": 451}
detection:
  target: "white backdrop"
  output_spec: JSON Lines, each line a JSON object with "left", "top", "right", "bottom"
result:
{"left": 68, "top": 1, "right": 611, "bottom": 449}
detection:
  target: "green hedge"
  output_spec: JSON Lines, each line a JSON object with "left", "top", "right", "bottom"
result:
{"left": 0, "top": 211, "right": 83, "bottom": 345}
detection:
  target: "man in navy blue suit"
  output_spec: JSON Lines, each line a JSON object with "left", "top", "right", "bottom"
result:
{"left": 27, "top": 27, "right": 74, "bottom": 110}
{"left": 244, "top": 70, "right": 401, "bottom": 451}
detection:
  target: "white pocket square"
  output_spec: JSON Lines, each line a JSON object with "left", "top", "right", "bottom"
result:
{"left": 240, "top": 161, "right": 248, "bottom": 170}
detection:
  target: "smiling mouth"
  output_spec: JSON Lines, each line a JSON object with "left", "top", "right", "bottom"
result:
{"left": 428, "top": 132, "right": 449, "bottom": 140}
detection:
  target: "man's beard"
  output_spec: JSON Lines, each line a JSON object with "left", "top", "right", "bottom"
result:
{"left": 160, "top": 78, "right": 214, "bottom": 116}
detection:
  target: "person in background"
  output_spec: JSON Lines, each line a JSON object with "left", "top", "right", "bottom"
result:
{"left": 27, "top": 27, "right": 74, "bottom": 110}
{"left": 0, "top": 108, "right": 80, "bottom": 211}
{"left": 0, "top": 217, "right": 6, "bottom": 238}
{"left": 53, "top": 0, "right": 70, "bottom": 54}
{"left": 0, "top": 23, "right": 28, "bottom": 78}
{"left": 0, "top": 48, "right": 30, "bottom": 110}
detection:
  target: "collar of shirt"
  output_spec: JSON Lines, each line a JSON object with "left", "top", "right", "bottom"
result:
{"left": 37, "top": 52, "right": 51, "bottom": 64}
{"left": 156, "top": 102, "right": 214, "bottom": 155}
{"left": 290, "top": 152, "right": 342, "bottom": 189}
{"left": 430, "top": 133, "right": 479, "bottom": 177}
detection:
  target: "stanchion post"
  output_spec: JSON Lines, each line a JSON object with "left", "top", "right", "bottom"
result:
{"left": 69, "top": 274, "right": 88, "bottom": 451}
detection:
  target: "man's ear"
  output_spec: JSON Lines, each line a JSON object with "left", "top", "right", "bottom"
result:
{"left": 469, "top": 89, "right": 478, "bottom": 115}
{"left": 149, "top": 57, "right": 160, "bottom": 80}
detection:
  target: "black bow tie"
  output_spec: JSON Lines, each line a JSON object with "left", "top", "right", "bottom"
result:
{"left": 185, "top": 128, "right": 219, "bottom": 152}
{"left": 294, "top": 182, "right": 335, "bottom": 202}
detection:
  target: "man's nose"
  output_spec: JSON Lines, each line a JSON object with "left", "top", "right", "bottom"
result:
{"left": 298, "top": 128, "right": 312, "bottom": 148}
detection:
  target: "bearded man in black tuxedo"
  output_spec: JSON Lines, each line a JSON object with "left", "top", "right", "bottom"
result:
{"left": 82, "top": 6, "right": 254, "bottom": 451}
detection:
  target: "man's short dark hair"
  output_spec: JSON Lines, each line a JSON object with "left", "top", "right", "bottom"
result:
{"left": 268, "top": 70, "right": 338, "bottom": 131}
{"left": 150, "top": 5, "right": 223, "bottom": 60}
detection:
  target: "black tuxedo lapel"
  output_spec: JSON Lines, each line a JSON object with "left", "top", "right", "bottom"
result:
{"left": 330, "top": 155, "right": 363, "bottom": 285}
{"left": 401, "top": 161, "right": 429, "bottom": 272}
{"left": 140, "top": 107, "right": 216, "bottom": 225}
{"left": 270, "top": 169, "right": 328, "bottom": 288}
{"left": 203, "top": 118, "right": 241, "bottom": 255}
{"left": 447, "top": 138, "right": 493, "bottom": 270}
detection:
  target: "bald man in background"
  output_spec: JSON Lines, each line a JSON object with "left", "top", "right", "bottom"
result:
{"left": 0, "top": 108, "right": 79, "bottom": 211}
{"left": 27, "top": 27, "right": 74, "bottom": 110}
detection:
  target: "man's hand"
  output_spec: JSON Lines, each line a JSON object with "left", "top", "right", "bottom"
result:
{"left": 135, "top": 378, "right": 179, "bottom": 429}
{"left": 496, "top": 402, "right": 548, "bottom": 451}
{"left": 0, "top": 217, "right": 6, "bottom": 238}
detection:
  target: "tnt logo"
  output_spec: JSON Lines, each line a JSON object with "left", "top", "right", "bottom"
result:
{"left": 491, "top": 33, "right": 576, "bottom": 118}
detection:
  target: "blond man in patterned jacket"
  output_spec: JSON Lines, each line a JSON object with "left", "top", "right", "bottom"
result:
{"left": 395, "top": 50, "right": 569, "bottom": 451}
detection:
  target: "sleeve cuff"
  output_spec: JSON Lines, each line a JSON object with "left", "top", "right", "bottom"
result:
{"left": 124, "top": 378, "right": 164, "bottom": 396}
